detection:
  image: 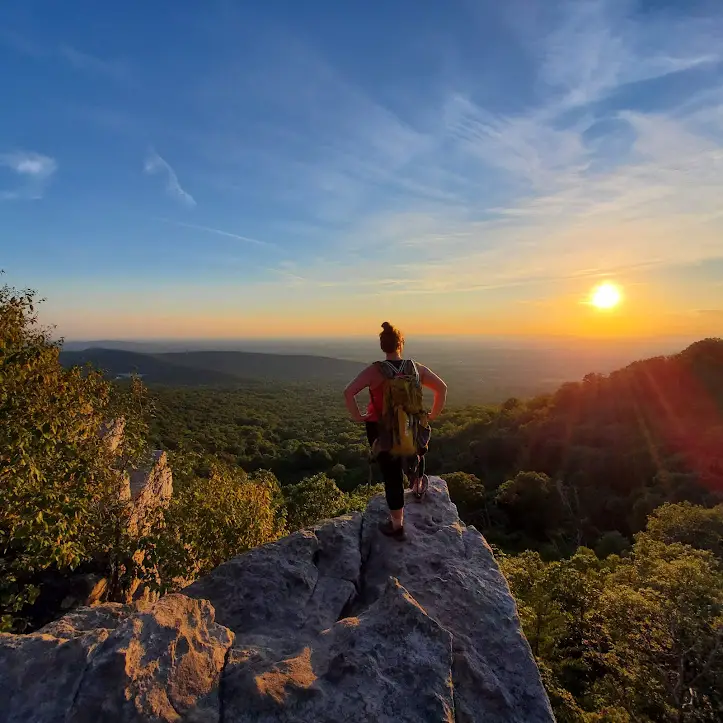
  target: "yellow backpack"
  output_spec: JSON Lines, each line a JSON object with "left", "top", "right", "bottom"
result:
{"left": 374, "top": 359, "right": 429, "bottom": 457}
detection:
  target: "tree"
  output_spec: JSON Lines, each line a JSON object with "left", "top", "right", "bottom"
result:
{"left": 283, "top": 474, "right": 348, "bottom": 531}
{"left": 496, "top": 471, "right": 569, "bottom": 543}
{"left": 143, "top": 455, "right": 287, "bottom": 591}
{"left": 501, "top": 550, "right": 568, "bottom": 658}
{"left": 0, "top": 282, "right": 149, "bottom": 631}
{"left": 503, "top": 530, "right": 723, "bottom": 722}
{"left": 443, "top": 472, "right": 487, "bottom": 522}
{"left": 594, "top": 531, "right": 629, "bottom": 559}
{"left": 282, "top": 473, "right": 382, "bottom": 532}
{"left": 597, "top": 537, "right": 723, "bottom": 722}
{"left": 644, "top": 502, "right": 723, "bottom": 559}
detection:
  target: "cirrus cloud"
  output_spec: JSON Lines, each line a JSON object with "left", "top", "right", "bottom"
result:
{"left": 0, "top": 151, "right": 57, "bottom": 200}
{"left": 144, "top": 150, "right": 196, "bottom": 207}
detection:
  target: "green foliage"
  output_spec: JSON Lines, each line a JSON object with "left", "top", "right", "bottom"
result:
{"left": 0, "top": 283, "right": 150, "bottom": 631}
{"left": 283, "top": 474, "right": 347, "bottom": 531}
{"left": 644, "top": 502, "right": 723, "bottom": 559}
{"left": 443, "top": 470, "right": 521, "bottom": 540}
{"left": 283, "top": 473, "right": 382, "bottom": 531}
{"left": 496, "top": 471, "right": 571, "bottom": 545}
{"left": 442, "top": 472, "right": 486, "bottom": 521}
{"left": 343, "top": 482, "right": 386, "bottom": 515}
{"left": 141, "top": 454, "right": 287, "bottom": 590}
{"left": 596, "top": 537, "right": 723, "bottom": 721}
{"left": 148, "top": 385, "right": 370, "bottom": 484}
{"left": 502, "top": 525, "right": 723, "bottom": 722}
{"left": 428, "top": 340, "right": 723, "bottom": 550}
{"left": 594, "top": 531, "right": 630, "bottom": 559}
{"left": 535, "top": 661, "right": 589, "bottom": 723}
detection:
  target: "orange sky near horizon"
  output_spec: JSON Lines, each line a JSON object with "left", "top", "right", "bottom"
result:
{"left": 26, "top": 245, "right": 722, "bottom": 343}
{"left": 43, "top": 281, "right": 722, "bottom": 342}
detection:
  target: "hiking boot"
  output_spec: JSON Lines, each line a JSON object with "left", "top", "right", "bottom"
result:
{"left": 378, "top": 520, "right": 406, "bottom": 541}
{"left": 417, "top": 474, "right": 429, "bottom": 499}
{"left": 412, "top": 474, "right": 429, "bottom": 501}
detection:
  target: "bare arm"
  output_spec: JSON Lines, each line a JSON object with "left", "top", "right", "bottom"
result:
{"left": 343, "top": 365, "right": 376, "bottom": 423}
{"left": 418, "top": 364, "right": 447, "bottom": 421}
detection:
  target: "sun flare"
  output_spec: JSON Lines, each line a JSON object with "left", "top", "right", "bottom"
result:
{"left": 590, "top": 282, "right": 622, "bottom": 310}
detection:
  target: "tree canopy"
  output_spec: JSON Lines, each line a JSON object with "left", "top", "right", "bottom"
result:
{"left": 0, "top": 282, "right": 151, "bottom": 629}
{"left": 3, "top": 276, "right": 723, "bottom": 719}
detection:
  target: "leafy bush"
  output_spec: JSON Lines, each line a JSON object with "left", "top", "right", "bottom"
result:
{"left": 442, "top": 471, "right": 486, "bottom": 519}
{"left": 0, "top": 282, "right": 150, "bottom": 631}
{"left": 283, "top": 473, "right": 382, "bottom": 531}
{"left": 594, "top": 531, "right": 629, "bottom": 559}
{"left": 141, "top": 454, "right": 287, "bottom": 590}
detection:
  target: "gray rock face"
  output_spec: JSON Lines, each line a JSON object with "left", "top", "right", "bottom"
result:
{"left": 0, "top": 602, "right": 140, "bottom": 723}
{"left": 0, "top": 478, "right": 554, "bottom": 722}
{"left": 0, "top": 596, "right": 232, "bottom": 723}
{"left": 70, "top": 594, "right": 233, "bottom": 723}
{"left": 359, "top": 480, "right": 552, "bottom": 723}
{"left": 222, "top": 578, "right": 455, "bottom": 723}
{"left": 184, "top": 513, "right": 362, "bottom": 637}
{"left": 127, "top": 449, "right": 173, "bottom": 536}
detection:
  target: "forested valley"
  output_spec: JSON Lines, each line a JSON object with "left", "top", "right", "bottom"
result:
{"left": 3, "top": 281, "right": 723, "bottom": 722}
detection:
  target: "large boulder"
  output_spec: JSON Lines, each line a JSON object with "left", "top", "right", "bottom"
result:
{"left": 69, "top": 594, "right": 232, "bottom": 722}
{"left": 183, "top": 513, "right": 362, "bottom": 637}
{"left": 0, "top": 477, "right": 554, "bottom": 722}
{"left": 0, "top": 602, "right": 140, "bottom": 723}
{"left": 222, "top": 578, "right": 455, "bottom": 723}
{"left": 359, "top": 478, "right": 553, "bottom": 723}
{"left": 0, "top": 596, "right": 233, "bottom": 723}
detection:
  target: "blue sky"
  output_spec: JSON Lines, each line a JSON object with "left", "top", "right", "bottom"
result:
{"left": 1, "top": 0, "right": 722, "bottom": 339}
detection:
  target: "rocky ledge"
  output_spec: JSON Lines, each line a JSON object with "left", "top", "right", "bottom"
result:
{"left": 0, "top": 478, "right": 554, "bottom": 723}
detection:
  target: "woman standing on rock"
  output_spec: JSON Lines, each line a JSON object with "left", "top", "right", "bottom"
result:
{"left": 343, "top": 322, "right": 448, "bottom": 541}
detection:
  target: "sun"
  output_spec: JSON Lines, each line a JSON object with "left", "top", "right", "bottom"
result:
{"left": 590, "top": 282, "right": 622, "bottom": 309}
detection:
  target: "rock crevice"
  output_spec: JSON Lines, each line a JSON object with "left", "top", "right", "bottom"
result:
{"left": 0, "top": 477, "right": 555, "bottom": 723}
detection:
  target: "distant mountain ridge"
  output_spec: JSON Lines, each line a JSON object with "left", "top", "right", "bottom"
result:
{"left": 59, "top": 347, "right": 365, "bottom": 385}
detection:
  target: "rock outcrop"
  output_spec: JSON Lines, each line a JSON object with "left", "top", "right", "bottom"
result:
{"left": 124, "top": 450, "right": 173, "bottom": 536}
{"left": 0, "top": 478, "right": 555, "bottom": 722}
{"left": 101, "top": 417, "right": 174, "bottom": 538}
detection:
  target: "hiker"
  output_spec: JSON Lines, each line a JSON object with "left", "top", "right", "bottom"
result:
{"left": 343, "top": 321, "right": 448, "bottom": 540}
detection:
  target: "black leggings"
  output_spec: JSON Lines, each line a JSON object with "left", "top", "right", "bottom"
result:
{"left": 366, "top": 422, "right": 426, "bottom": 511}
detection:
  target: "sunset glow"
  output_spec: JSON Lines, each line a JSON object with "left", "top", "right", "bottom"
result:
{"left": 590, "top": 283, "right": 622, "bottom": 310}
{"left": 2, "top": 1, "right": 722, "bottom": 342}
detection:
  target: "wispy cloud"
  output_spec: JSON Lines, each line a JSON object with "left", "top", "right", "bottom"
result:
{"left": 144, "top": 151, "right": 196, "bottom": 207}
{"left": 0, "top": 151, "right": 57, "bottom": 200}
{"left": 277, "top": 0, "right": 723, "bottom": 296}
{"left": 162, "top": 219, "right": 271, "bottom": 246}
{"left": 1, "top": 30, "right": 132, "bottom": 83}
{"left": 58, "top": 45, "right": 131, "bottom": 83}
{"left": 265, "top": 267, "right": 307, "bottom": 283}
{"left": 8, "top": 0, "right": 721, "bottom": 333}
{"left": 537, "top": 0, "right": 719, "bottom": 109}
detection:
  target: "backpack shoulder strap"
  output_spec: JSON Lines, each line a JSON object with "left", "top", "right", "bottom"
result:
{"left": 378, "top": 360, "right": 402, "bottom": 378}
{"left": 405, "top": 359, "right": 421, "bottom": 384}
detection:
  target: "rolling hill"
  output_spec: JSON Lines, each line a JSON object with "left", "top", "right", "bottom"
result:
{"left": 59, "top": 348, "right": 365, "bottom": 385}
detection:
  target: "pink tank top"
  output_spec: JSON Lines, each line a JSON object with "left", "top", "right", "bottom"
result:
{"left": 365, "top": 359, "right": 410, "bottom": 422}
{"left": 366, "top": 382, "right": 384, "bottom": 422}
